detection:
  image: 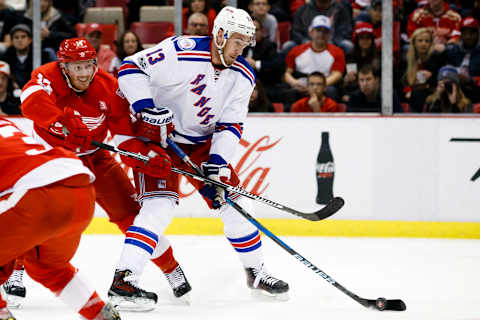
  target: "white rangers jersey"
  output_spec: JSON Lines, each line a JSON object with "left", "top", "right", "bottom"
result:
{"left": 118, "top": 35, "right": 256, "bottom": 165}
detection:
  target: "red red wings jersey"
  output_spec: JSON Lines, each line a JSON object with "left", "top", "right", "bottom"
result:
{"left": 285, "top": 43, "right": 345, "bottom": 76}
{"left": 20, "top": 62, "right": 134, "bottom": 154}
{"left": 0, "top": 118, "right": 94, "bottom": 212}
{"left": 407, "top": 3, "right": 461, "bottom": 42}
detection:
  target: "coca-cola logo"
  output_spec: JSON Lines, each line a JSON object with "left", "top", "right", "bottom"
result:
{"left": 179, "top": 136, "right": 281, "bottom": 198}
{"left": 317, "top": 162, "right": 334, "bottom": 178}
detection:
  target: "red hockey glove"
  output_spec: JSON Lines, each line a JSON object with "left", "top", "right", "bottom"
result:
{"left": 119, "top": 139, "right": 172, "bottom": 178}
{"left": 58, "top": 107, "right": 92, "bottom": 152}
{"left": 135, "top": 107, "right": 174, "bottom": 148}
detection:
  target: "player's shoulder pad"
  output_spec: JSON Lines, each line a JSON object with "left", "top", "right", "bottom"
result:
{"left": 231, "top": 55, "right": 256, "bottom": 87}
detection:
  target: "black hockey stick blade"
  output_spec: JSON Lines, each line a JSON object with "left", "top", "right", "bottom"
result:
{"left": 364, "top": 298, "right": 407, "bottom": 311}
{"left": 288, "top": 196, "right": 345, "bottom": 221}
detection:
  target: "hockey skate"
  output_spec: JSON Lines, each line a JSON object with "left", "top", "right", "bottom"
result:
{"left": 0, "top": 307, "right": 15, "bottom": 320}
{"left": 108, "top": 270, "right": 157, "bottom": 312}
{"left": 245, "top": 264, "right": 289, "bottom": 301}
{"left": 164, "top": 264, "right": 192, "bottom": 304}
{"left": 3, "top": 269, "right": 26, "bottom": 309}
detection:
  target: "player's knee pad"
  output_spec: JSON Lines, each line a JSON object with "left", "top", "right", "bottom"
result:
{"left": 134, "top": 197, "right": 175, "bottom": 237}
{"left": 219, "top": 197, "right": 257, "bottom": 238}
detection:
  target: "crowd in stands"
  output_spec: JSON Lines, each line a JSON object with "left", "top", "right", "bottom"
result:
{"left": 0, "top": 0, "right": 479, "bottom": 116}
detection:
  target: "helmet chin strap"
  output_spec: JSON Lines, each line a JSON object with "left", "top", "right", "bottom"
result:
{"left": 214, "top": 35, "right": 231, "bottom": 68}
{"left": 60, "top": 63, "right": 98, "bottom": 93}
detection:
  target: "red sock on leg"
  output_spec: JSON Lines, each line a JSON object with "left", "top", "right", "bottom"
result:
{"left": 78, "top": 291, "right": 105, "bottom": 320}
{"left": 151, "top": 246, "right": 178, "bottom": 273}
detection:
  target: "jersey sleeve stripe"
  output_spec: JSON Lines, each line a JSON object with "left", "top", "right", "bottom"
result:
{"left": 214, "top": 122, "right": 243, "bottom": 139}
{"left": 230, "top": 65, "right": 255, "bottom": 86}
{"left": 20, "top": 85, "right": 47, "bottom": 103}
{"left": 118, "top": 69, "right": 145, "bottom": 77}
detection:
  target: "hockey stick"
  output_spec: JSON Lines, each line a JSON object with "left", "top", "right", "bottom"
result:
{"left": 91, "top": 140, "right": 406, "bottom": 311}
{"left": 165, "top": 139, "right": 406, "bottom": 312}
{"left": 165, "top": 138, "right": 344, "bottom": 221}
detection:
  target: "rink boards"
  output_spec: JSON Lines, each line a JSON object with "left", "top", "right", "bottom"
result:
{"left": 8, "top": 114, "right": 480, "bottom": 238}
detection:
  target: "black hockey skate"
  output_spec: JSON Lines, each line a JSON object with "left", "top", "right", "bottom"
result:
{"left": 164, "top": 264, "right": 192, "bottom": 304}
{"left": 0, "top": 307, "right": 15, "bottom": 320}
{"left": 245, "top": 264, "right": 289, "bottom": 300}
{"left": 108, "top": 269, "right": 157, "bottom": 312}
{"left": 3, "top": 269, "right": 26, "bottom": 309}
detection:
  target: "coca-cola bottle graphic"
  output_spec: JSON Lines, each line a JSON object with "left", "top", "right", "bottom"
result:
{"left": 316, "top": 132, "right": 334, "bottom": 204}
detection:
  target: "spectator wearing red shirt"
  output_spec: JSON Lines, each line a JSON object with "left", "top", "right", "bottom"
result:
{"left": 407, "top": 0, "right": 462, "bottom": 44}
{"left": 291, "top": 71, "right": 339, "bottom": 112}
{"left": 284, "top": 15, "right": 345, "bottom": 101}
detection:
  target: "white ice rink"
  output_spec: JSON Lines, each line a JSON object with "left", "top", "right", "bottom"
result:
{"left": 9, "top": 235, "right": 480, "bottom": 320}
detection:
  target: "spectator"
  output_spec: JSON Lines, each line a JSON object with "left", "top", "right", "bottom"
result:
{"left": 401, "top": 27, "right": 445, "bottom": 112}
{"left": 352, "top": 0, "right": 369, "bottom": 20}
{"left": 243, "top": 19, "right": 284, "bottom": 92}
{"left": 291, "top": 0, "right": 353, "bottom": 54}
{"left": 248, "top": 0, "right": 278, "bottom": 43}
{"left": 291, "top": 71, "right": 339, "bottom": 112}
{"left": 284, "top": 15, "right": 345, "bottom": 103}
{"left": 444, "top": 17, "right": 480, "bottom": 103}
{"left": 356, "top": 0, "right": 382, "bottom": 47}
{"left": 0, "top": 24, "right": 52, "bottom": 89}
{"left": 24, "top": 0, "right": 76, "bottom": 53}
{"left": 425, "top": 65, "right": 472, "bottom": 112}
{"left": 182, "top": 0, "right": 216, "bottom": 34}
{"left": 110, "top": 30, "right": 145, "bottom": 77}
{"left": 186, "top": 12, "right": 209, "bottom": 36}
{"left": 348, "top": 64, "right": 402, "bottom": 112}
{"left": 0, "top": 60, "right": 20, "bottom": 115}
{"left": 343, "top": 21, "right": 380, "bottom": 102}
{"left": 249, "top": 80, "right": 275, "bottom": 112}
{"left": 84, "top": 23, "right": 116, "bottom": 74}
{"left": 0, "top": 0, "right": 29, "bottom": 55}
{"left": 407, "top": 0, "right": 462, "bottom": 44}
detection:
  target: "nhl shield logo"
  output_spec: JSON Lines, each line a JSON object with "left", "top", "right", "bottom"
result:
{"left": 178, "top": 38, "right": 196, "bottom": 51}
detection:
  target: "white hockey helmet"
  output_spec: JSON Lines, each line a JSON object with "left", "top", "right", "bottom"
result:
{"left": 212, "top": 6, "right": 256, "bottom": 48}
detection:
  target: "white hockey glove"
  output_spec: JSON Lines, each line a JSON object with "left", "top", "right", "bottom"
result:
{"left": 135, "top": 107, "right": 174, "bottom": 148}
{"left": 199, "top": 159, "right": 232, "bottom": 210}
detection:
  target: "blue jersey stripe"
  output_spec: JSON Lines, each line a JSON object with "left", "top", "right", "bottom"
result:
{"left": 178, "top": 57, "right": 211, "bottom": 62}
{"left": 118, "top": 69, "right": 145, "bottom": 77}
{"left": 230, "top": 66, "right": 254, "bottom": 86}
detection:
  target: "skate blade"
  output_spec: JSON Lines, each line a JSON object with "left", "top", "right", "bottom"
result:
{"left": 109, "top": 295, "right": 156, "bottom": 312}
{"left": 250, "top": 289, "right": 290, "bottom": 302}
{"left": 6, "top": 295, "right": 25, "bottom": 309}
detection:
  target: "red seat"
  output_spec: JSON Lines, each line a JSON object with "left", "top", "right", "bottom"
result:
{"left": 474, "top": 103, "right": 480, "bottom": 113}
{"left": 129, "top": 22, "right": 174, "bottom": 45}
{"left": 275, "top": 21, "right": 291, "bottom": 49}
{"left": 401, "top": 102, "right": 410, "bottom": 113}
{"left": 272, "top": 102, "right": 284, "bottom": 112}
{"left": 337, "top": 103, "right": 346, "bottom": 112}
{"left": 75, "top": 23, "right": 118, "bottom": 50}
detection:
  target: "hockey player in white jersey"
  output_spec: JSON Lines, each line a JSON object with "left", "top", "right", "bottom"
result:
{"left": 112, "top": 6, "right": 289, "bottom": 302}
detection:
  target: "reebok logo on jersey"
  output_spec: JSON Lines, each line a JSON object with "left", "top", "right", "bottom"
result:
{"left": 157, "top": 179, "right": 166, "bottom": 189}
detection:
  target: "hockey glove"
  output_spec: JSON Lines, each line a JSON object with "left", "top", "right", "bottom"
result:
{"left": 58, "top": 107, "right": 92, "bottom": 152}
{"left": 119, "top": 138, "right": 172, "bottom": 178}
{"left": 199, "top": 155, "right": 231, "bottom": 209}
{"left": 135, "top": 107, "right": 174, "bottom": 148}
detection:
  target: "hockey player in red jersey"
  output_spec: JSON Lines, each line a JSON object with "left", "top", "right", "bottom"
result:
{"left": 18, "top": 37, "right": 190, "bottom": 311}
{"left": 0, "top": 118, "right": 120, "bottom": 320}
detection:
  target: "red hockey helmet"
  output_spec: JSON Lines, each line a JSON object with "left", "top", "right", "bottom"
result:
{"left": 57, "top": 37, "right": 97, "bottom": 63}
